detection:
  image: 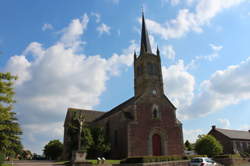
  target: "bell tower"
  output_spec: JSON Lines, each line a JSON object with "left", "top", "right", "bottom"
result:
{"left": 134, "top": 13, "right": 164, "bottom": 97}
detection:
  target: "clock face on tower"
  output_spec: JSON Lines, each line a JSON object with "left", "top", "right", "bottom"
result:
{"left": 152, "top": 89, "right": 157, "bottom": 95}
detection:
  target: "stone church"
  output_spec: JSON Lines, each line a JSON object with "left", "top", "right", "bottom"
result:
{"left": 63, "top": 13, "right": 184, "bottom": 159}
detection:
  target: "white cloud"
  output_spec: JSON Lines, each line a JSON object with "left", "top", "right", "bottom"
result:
{"left": 162, "top": 60, "right": 195, "bottom": 118}
{"left": 183, "top": 129, "right": 203, "bottom": 143}
{"left": 182, "top": 57, "right": 250, "bottom": 119}
{"left": 4, "top": 14, "right": 137, "bottom": 154}
{"left": 60, "top": 14, "right": 89, "bottom": 50}
{"left": 97, "top": 23, "right": 111, "bottom": 35}
{"left": 210, "top": 43, "right": 223, "bottom": 51}
{"left": 42, "top": 23, "right": 53, "bottom": 31}
{"left": 162, "top": 45, "right": 176, "bottom": 59}
{"left": 91, "top": 12, "right": 101, "bottom": 23}
{"left": 146, "top": 0, "right": 246, "bottom": 39}
{"left": 217, "top": 118, "right": 230, "bottom": 128}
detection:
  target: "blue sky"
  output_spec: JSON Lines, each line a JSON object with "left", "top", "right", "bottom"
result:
{"left": 1, "top": 0, "right": 250, "bottom": 154}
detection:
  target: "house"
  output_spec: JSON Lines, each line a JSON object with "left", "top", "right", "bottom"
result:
{"left": 209, "top": 125, "right": 250, "bottom": 154}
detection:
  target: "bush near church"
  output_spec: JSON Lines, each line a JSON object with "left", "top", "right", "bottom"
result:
{"left": 195, "top": 135, "right": 223, "bottom": 157}
{"left": 121, "top": 155, "right": 207, "bottom": 163}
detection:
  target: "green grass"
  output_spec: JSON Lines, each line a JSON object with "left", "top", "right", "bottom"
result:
{"left": 0, "top": 164, "right": 11, "bottom": 166}
{"left": 87, "top": 159, "right": 120, "bottom": 164}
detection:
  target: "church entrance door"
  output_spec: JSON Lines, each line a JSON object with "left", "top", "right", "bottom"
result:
{"left": 152, "top": 134, "right": 161, "bottom": 156}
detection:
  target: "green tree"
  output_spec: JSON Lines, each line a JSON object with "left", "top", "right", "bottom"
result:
{"left": 43, "top": 139, "right": 63, "bottom": 160}
{"left": 195, "top": 135, "right": 223, "bottom": 157}
{"left": 184, "top": 140, "right": 192, "bottom": 151}
{"left": 0, "top": 72, "right": 22, "bottom": 157}
{"left": 88, "top": 127, "right": 111, "bottom": 158}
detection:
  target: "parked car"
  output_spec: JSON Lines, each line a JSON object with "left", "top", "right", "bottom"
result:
{"left": 189, "top": 157, "right": 217, "bottom": 166}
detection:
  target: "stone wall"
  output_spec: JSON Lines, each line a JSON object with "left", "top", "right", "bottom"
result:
{"left": 214, "top": 157, "right": 250, "bottom": 166}
{"left": 114, "top": 160, "right": 189, "bottom": 166}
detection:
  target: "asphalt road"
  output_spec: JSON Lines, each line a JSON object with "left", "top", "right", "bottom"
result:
{"left": 4, "top": 160, "right": 65, "bottom": 166}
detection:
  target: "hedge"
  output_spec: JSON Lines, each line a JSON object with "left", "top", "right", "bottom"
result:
{"left": 121, "top": 155, "right": 207, "bottom": 163}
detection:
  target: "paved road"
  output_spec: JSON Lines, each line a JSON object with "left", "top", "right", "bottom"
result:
{"left": 5, "top": 160, "right": 65, "bottom": 166}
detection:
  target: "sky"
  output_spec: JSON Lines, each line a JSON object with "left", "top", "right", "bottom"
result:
{"left": 1, "top": 0, "right": 250, "bottom": 154}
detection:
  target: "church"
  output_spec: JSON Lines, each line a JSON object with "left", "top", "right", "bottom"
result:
{"left": 63, "top": 13, "right": 184, "bottom": 159}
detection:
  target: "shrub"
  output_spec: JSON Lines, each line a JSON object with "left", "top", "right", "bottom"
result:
{"left": 195, "top": 135, "right": 223, "bottom": 157}
{"left": 121, "top": 155, "right": 186, "bottom": 163}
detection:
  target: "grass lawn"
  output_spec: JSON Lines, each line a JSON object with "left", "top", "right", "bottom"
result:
{"left": 1, "top": 164, "right": 11, "bottom": 166}
{"left": 87, "top": 160, "right": 120, "bottom": 164}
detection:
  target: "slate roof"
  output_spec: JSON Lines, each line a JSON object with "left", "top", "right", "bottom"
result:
{"left": 215, "top": 128, "right": 250, "bottom": 140}
{"left": 64, "top": 108, "right": 105, "bottom": 126}
{"left": 93, "top": 97, "right": 136, "bottom": 122}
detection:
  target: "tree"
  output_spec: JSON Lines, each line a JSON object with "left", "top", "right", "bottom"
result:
{"left": 43, "top": 139, "right": 63, "bottom": 160}
{"left": 0, "top": 72, "right": 22, "bottom": 157}
{"left": 88, "top": 127, "right": 111, "bottom": 158}
{"left": 195, "top": 135, "right": 223, "bottom": 157}
{"left": 184, "top": 140, "right": 192, "bottom": 151}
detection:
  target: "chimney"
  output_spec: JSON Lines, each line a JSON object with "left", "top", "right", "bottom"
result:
{"left": 212, "top": 125, "right": 216, "bottom": 130}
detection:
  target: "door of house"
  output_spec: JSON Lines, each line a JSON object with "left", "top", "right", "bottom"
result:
{"left": 152, "top": 134, "right": 161, "bottom": 156}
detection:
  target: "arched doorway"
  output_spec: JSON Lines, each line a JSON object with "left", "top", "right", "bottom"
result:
{"left": 152, "top": 134, "right": 161, "bottom": 156}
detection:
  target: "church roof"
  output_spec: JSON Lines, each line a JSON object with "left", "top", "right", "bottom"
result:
{"left": 64, "top": 108, "right": 105, "bottom": 126}
{"left": 140, "top": 12, "right": 152, "bottom": 55}
{"left": 93, "top": 97, "right": 136, "bottom": 122}
{"left": 212, "top": 127, "right": 250, "bottom": 140}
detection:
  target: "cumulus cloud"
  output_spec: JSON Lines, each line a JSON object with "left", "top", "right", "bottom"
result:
{"left": 182, "top": 57, "right": 250, "bottom": 119}
{"left": 162, "top": 60, "right": 195, "bottom": 116}
{"left": 146, "top": 0, "right": 246, "bottom": 39}
{"left": 97, "top": 23, "right": 111, "bottom": 35}
{"left": 42, "top": 23, "right": 53, "bottom": 31}
{"left": 60, "top": 14, "right": 89, "bottom": 50}
{"left": 210, "top": 44, "right": 223, "bottom": 51}
{"left": 4, "top": 14, "right": 137, "bottom": 153}
{"left": 162, "top": 45, "right": 176, "bottom": 60}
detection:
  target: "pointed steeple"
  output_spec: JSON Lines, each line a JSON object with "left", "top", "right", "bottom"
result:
{"left": 140, "top": 11, "right": 152, "bottom": 55}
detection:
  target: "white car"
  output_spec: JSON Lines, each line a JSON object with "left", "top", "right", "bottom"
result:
{"left": 189, "top": 157, "right": 217, "bottom": 166}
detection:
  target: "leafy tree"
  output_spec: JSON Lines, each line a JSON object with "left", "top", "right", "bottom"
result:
{"left": 184, "top": 140, "right": 192, "bottom": 151}
{"left": 88, "top": 127, "right": 111, "bottom": 158}
{"left": 43, "top": 139, "right": 63, "bottom": 160}
{"left": 0, "top": 72, "right": 22, "bottom": 157}
{"left": 195, "top": 135, "right": 223, "bottom": 157}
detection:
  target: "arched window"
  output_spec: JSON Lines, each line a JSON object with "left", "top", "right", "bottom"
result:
{"left": 152, "top": 105, "right": 160, "bottom": 120}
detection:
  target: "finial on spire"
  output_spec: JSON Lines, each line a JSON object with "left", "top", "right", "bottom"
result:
{"left": 157, "top": 45, "right": 160, "bottom": 56}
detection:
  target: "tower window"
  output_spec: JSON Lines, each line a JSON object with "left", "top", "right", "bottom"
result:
{"left": 152, "top": 105, "right": 160, "bottom": 120}
{"left": 147, "top": 63, "right": 158, "bottom": 75}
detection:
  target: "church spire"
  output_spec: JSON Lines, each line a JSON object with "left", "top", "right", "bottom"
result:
{"left": 140, "top": 11, "right": 152, "bottom": 55}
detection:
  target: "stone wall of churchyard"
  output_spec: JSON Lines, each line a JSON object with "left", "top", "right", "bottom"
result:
{"left": 214, "top": 157, "right": 250, "bottom": 166}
